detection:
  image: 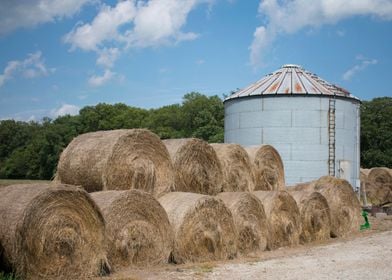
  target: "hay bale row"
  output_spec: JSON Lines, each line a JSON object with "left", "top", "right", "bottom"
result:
{"left": 56, "top": 129, "right": 174, "bottom": 197}
{"left": 291, "top": 176, "right": 361, "bottom": 238}
{"left": 0, "top": 184, "right": 109, "bottom": 280}
{"left": 360, "top": 167, "right": 392, "bottom": 206}
{"left": 56, "top": 128, "right": 286, "bottom": 195}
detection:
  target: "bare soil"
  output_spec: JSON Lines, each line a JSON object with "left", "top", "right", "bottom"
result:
{"left": 102, "top": 216, "right": 392, "bottom": 280}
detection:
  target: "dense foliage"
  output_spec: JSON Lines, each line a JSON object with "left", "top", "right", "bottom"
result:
{"left": 0, "top": 94, "right": 389, "bottom": 179}
{"left": 0, "top": 93, "right": 224, "bottom": 179}
{"left": 360, "top": 97, "right": 392, "bottom": 168}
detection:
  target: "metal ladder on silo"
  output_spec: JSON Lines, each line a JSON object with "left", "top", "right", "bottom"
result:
{"left": 328, "top": 97, "right": 336, "bottom": 176}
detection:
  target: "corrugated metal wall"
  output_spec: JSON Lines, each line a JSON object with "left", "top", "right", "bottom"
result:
{"left": 224, "top": 95, "right": 360, "bottom": 189}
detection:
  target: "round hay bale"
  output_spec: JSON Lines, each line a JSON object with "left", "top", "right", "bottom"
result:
{"left": 288, "top": 191, "right": 331, "bottom": 243}
{"left": 0, "top": 184, "right": 109, "bottom": 279}
{"left": 158, "top": 192, "right": 237, "bottom": 263}
{"left": 90, "top": 190, "right": 173, "bottom": 269}
{"left": 216, "top": 192, "right": 268, "bottom": 255}
{"left": 291, "top": 176, "right": 362, "bottom": 237}
{"left": 163, "top": 138, "right": 223, "bottom": 195}
{"left": 252, "top": 191, "right": 301, "bottom": 250}
{"left": 211, "top": 143, "right": 255, "bottom": 192}
{"left": 245, "top": 145, "right": 285, "bottom": 191}
{"left": 365, "top": 167, "right": 392, "bottom": 206}
{"left": 57, "top": 129, "right": 174, "bottom": 197}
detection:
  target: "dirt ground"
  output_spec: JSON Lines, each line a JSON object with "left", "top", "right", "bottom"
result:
{"left": 103, "top": 216, "right": 392, "bottom": 280}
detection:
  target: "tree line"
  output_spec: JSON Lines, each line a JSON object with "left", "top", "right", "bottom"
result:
{"left": 0, "top": 94, "right": 390, "bottom": 180}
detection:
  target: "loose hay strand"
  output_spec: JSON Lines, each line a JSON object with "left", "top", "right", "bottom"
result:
{"left": 158, "top": 192, "right": 237, "bottom": 263}
{"left": 252, "top": 191, "right": 301, "bottom": 250}
{"left": 0, "top": 184, "right": 109, "bottom": 280}
{"left": 217, "top": 192, "right": 268, "bottom": 255}
{"left": 211, "top": 143, "right": 255, "bottom": 192}
{"left": 91, "top": 190, "right": 173, "bottom": 269}
{"left": 57, "top": 129, "right": 174, "bottom": 197}
{"left": 163, "top": 139, "right": 223, "bottom": 195}
{"left": 246, "top": 145, "right": 285, "bottom": 191}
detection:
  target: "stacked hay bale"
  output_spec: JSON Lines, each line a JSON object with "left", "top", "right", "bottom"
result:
{"left": 291, "top": 176, "right": 362, "bottom": 238}
{"left": 211, "top": 143, "right": 255, "bottom": 192}
{"left": 361, "top": 167, "right": 392, "bottom": 206}
{"left": 164, "top": 139, "right": 223, "bottom": 195}
{"left": 216, "top": 192, "right": 268, "bottom": 255}
{"left": 252, "top": 191, "right": 301, "bottom": 250}
{"left": 91, "top": 190, "right": 173, "bottom": 270}
{"left": 0, "top": 184, "right": 109, "bottom": 279}
{"left": 288, "top": 191, "right": 331, "bottom": 243}
{"left": 158, "top": 192, "right": 237, "bottom": 263}
{"left": 56, "top": 129, "right": 174, "bottom": 197}
{"left": 246, "top": 145, "right": 285, "bottom": 191}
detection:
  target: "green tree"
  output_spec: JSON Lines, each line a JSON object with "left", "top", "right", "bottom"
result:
{"left": 361, "top": 97, "right": 392, "bottom": 168}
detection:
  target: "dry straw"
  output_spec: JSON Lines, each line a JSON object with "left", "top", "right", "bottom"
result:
{"left": 57, "top": 129, "right": 174, "bottom": 197}
{"left": 163, "top": 138, "right": 223, "bottom": 195}
{"left": 288, "top": 191, "right": 331, "bottom": 243}
{"left": 362, "top": 167, "right": 392, "bottom": 206}
{"left": 0, "top": 184, "right": 109, "bottom": 280}
{"left": 211, "top": 143, "right": 255, "bottom": 192}
{"left": 158, "top": 192, "right": 237, "bottom": 263}
{"left": 91, "top": 190, "right": 173, "bottom": 269}
{"left": 252, "top": 191, "right": 301, "bottom": 250}
{"left": 292, "top": 176, "right": 362, "bottom": 237}
{"left": 216, "top": 192, "right": 268, "bottom": 255}
{"left": 245, "top": 145, "right": 285, "bottom": 191}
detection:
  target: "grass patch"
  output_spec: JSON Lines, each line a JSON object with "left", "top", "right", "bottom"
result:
{"left": 0, "top": 272, "right": 18, "bottom": 280}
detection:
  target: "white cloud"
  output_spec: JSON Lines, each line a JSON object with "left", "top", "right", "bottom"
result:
{"left": 63, "top": 1, "right": 136, "bottom": 51}
{"left": 0, "top": 0, "right": 93, "bottom": 35}
{"left": 342, "top": 56, "right": 378, "bottom": 81}
{"left": 96, "top": 47, "right": 120, "bottom": 68}
{"left": 88, "top": 69, "right": 115, "bottom": 87}
{"left": 51, "top": 104, "right": 80, "bottom": 118}
{"left": 126, "top": 0, "right": 203, "bottom": 47}
{"left": 0, "top": 51, "right": 54, "bottom": 87}
{"left": 250, "top": 0, "right": 392, "bottom": 66}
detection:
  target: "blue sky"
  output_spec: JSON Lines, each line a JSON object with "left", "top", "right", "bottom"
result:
{"left": 0, "top": 0, "right": 391, "bottom": 121}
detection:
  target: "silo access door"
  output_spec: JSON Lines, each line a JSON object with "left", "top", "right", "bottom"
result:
{"left": 338, "top": 160, "right": 351, "bottom": 182}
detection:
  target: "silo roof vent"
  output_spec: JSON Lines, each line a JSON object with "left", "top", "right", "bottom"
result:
{"left": 226, "top": 64, "right": 358, "bottom": 101}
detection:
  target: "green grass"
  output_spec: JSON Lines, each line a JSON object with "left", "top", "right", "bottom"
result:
{"left": 0, "top": 179, "right": 51, "bottom": 187}
{"left": 0, "top": 272, "right": 19, "bottom": 280}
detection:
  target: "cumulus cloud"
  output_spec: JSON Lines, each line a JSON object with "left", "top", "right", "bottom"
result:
{"left": 250, "top": 0, "right": 392, "bottom": 66}
{"left": 0, "top": 51, "right": 55, "bottom": 87}
{"left": 63, "top": 1, "right": 136, "bottom": 51}
{"left": 0, "top": 0, "right": 93, "bottom": 35}
{"left": 88, "top": 69, "right": 115, "bottom": 87}
{"left": 51, "top": 104, "right": 80, "bottom": 118}
{"left": 342, "top": 55, "right": 378, "bottom": 81}
{"left": 96, "top": 48, "right": 121, "bottom": 68}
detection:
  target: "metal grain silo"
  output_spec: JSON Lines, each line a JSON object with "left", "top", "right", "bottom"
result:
{"left": 224, "top": 64, "right": 360, "bottom": 191}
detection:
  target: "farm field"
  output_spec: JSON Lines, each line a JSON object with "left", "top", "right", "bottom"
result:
{"left": 102, "top": 213, "right": 392, "bottom": 280}
{"left": 0, "top": 179, "right": 51, "bottom": 188}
